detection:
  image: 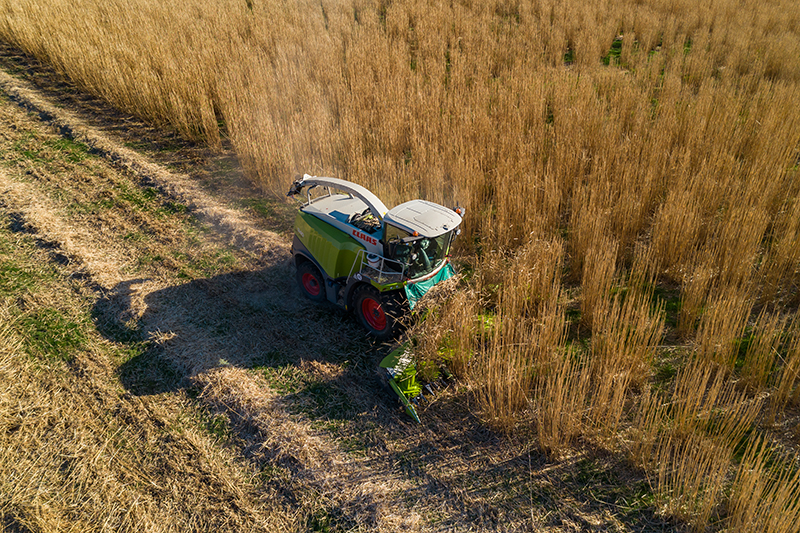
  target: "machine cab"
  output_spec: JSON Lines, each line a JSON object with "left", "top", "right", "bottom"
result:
{"left": 382, "top": 200, "right": 461, "bottom": 281}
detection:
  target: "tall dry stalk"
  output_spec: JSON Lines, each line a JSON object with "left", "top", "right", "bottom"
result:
{"left": 410, "top": 287, "right": 481, "bottom": 381}
{"left": 653, "top": 433, "right": 730, "bottom": 531}
{"left": 693, "top": 286, "right": 754, "bottom": 371}
{"left": 467, "top": 238, "right": 567, "bottom": 433}
{"left": 761, "top": 196, "right": 800, "bottom": 306}
{"left": 588, "top": 287, "right": 664, "bottom": 443}
{"left": 769, "top": 330, "right": 800, "bottom": 424}
{"left": 739, "top": 309, "right": 786, "bottom": 393}
{"left": 569, "top": 185, "right": 611, "bottom": 284}
{"left": 587, "top": 358, "right": 632, "bottom": 446}
{"left": 629, "top": 386, "right": 667, "bottom": 469}
{"left": 580, "top": 236, "right": 618, "bottom": 329}
{"left": 728, "top": 435, "right": 800, "bottom": 533}
{"left": 709, "top": 201, "right": 772, "bottom": 293}
{"left": 669, "top": 362, "right": 762, "bottom": 445}
{"left": 650, "top": 188, "right": 704, "bottom": 282}
{"left": 678, "top": 261, "right": 716, "bottom": 337}
{"left": 534, "top": 351, "right": 590, "bottom": 458}
{"left": 473, "top": 312, "right": 549, "bottom": 433}
{"left": 631, "top": 361, "right": 763, "bottom": 529}
{"left": 591, "top": 286, "right": 665, "bottom": 388}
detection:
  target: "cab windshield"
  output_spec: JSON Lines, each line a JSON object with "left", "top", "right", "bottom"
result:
{"left": 384, "top": 224, "right": 452, "bottom": 279}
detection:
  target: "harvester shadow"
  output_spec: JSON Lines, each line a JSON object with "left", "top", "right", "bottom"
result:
{"left": 92, "top": 268, "right": 667, "bottom": 532}
{"left": 91, "top": 265, "right": 401, "bottom": 527}
{"left": 92, "top": 265, "right": 378, "bottom": 396}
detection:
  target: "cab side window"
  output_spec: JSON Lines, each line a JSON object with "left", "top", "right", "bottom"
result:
{"left": 384, "top": 224, "right": 411, "bottom": 262}
{"left": 384, "top": 224, "right": 411, "bottom": 243}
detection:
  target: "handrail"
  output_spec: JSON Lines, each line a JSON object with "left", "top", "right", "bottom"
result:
{"left": 347, "top": 249, "right": 405, "bottom": 285}
{"left": 298, "top": 174, "right": 389, "bottom": 221}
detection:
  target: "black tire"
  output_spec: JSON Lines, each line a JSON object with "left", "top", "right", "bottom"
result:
{"left": 353, "top": 285, "right": 401, "bottom": 340}
{"left": 296, "top": 261, "right": 326, "bottom": 303}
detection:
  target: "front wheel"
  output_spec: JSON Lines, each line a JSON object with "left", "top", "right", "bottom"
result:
{"left": 353, "top": 285, "right": 401, "bottom": 340}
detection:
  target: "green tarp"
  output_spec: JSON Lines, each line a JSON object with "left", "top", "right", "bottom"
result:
{"left": 404, "top": 262, "right": 455, "bottom": 309}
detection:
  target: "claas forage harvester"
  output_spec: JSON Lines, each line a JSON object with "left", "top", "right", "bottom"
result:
{"left": 287, "top": 174, "right": 464, "bottom": 421}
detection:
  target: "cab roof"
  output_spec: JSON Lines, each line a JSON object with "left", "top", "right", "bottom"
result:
{"left": 384, "top": 200, "right": 462, "bottom": 238}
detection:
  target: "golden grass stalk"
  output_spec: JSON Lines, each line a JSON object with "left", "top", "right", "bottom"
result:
{"left": 728, "top": 435, "right": 800, "bottom": 533}
{"left": 670, "top": 361, "right": 762, "bottom": 445}
{"left": 739, "top": 309, "right": 786, "bottom": 394}
{"left": 568, "top": 185, "right": 611, "bottom": 285}
{"left": 534, "top": 351, "right": 590, "bottom": 458}
{"left": 677, "top": 261, "right": 716, "bottom": 337}
{"left": 650, "top": 187, "right": 705, "bottom": 282}
{"left": 769, "top": 331, "right": 800, "bottom": 424}
{"left": 588, "top": 245, "right": 664, "bottom": 445}
{"left": 591, "top": 284, "right": 665, "bottom": 388}
{"left": 580, "top": 236, "right": 618, "bottom": 329}
{"left": 631, "top": 361, "right": 763, "bottom": 529}
{"left": 761, "top": 196, "right": 800, "bottom": 306}
{"left": 474, "top": 314, "right": 542, "bottom": 433}
{"left": 588, "top": 286, "right": 664, "bottom": 442}
{"left": 587, "top": 359, "right": 632, "bottom": 446}
{"left": 631, "top": 362, "right": 759, "bottom": 468}
{"left": 693, "top": 285, "right": 753, "bottom": 371}
{"left": 653, "top": 433, "right": 730, "bottom": 531}
{"left": 628, "top": 386, "right": 667, "bottom": 469}
{"left": 504, "top": 237, "right": 566, "bottom": 317}
{"left": 627, "top": 240, "right": 661, "bottom": 293}
{"left": 711, "top": 202, "right": 772, "bottom": 293}
{"left": 410, "top": 287, "right": 481, "bottom": 381}
{"left": 467, "top": 238, "right": 567, "bottom": 433}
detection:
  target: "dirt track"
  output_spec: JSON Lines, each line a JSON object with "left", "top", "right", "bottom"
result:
{"left": 0, "top": 47, "right": 673, "bottom": 532}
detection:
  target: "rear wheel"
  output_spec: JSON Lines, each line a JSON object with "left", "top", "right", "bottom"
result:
{"left": 353, "top": 285, "right": 400, "bottom": 340}
{"left": 296, "top": 261, "right": 325, "bottom": 302}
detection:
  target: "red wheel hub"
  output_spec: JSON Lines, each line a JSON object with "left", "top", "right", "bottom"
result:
{"left": 302, "top": 272, "right": 321, "bottom": 296}
{"left": 361, "top": 297, "right": 387, "bottom": 331}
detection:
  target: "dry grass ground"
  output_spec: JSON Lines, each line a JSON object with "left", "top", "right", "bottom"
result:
{"left": 0, "top": 0, "right": 799, "bottom": 530}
